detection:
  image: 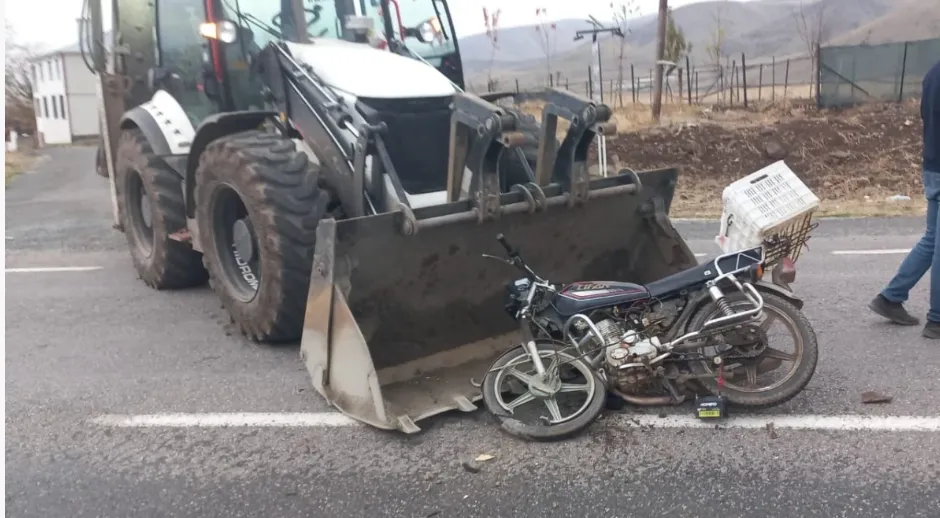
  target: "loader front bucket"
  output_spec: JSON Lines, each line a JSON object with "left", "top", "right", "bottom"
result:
{"left": 300, "top": 167, "right": 697, "bottom": 433}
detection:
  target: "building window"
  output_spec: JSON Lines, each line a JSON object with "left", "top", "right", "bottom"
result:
{"left": 42, "top": 97, "right": 49, "bottom": 119}
{"left": 34, "top": 98, "right": 40, "bottom": 118}
{"left": 47, "top": 61, "right": 52, "bottom": 80}
{"left": 59, "top": 96, "right": 66, "bottom": 120}
{"left": 52, "top": 96, "right": 59, "bottom": 118}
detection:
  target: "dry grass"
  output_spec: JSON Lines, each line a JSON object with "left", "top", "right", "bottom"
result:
{"left": 517, "top": 92, "right": 815, "bottom": 135}
{"left": 5, "top": 151, "right": 35, "bottom": 186}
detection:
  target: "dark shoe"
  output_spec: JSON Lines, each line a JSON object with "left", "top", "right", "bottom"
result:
{"left": 923, "top": 321, "right": 940, "bottom": 339}
{"left": 868, "top": 295, "right": 920, "bottom": 326}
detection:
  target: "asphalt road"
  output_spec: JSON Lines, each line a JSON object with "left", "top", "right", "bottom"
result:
{"left": 6, "top": 146, "right": 940, "bottom": 518}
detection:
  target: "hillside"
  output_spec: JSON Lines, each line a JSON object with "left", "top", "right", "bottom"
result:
{"left": 460, "top": 0, "right": 914, "bottom": 86}
{"left": 828, "top": 0, "right": 940, "bottom": 45}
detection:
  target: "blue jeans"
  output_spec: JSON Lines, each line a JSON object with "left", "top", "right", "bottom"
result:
{"left": 882, "top": 169, "right": 940, "bottom": 322}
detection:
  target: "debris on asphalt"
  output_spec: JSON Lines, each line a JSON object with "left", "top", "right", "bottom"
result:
{"left": 474, "top": 454, "right": 494, "bottom": 462}
{"left": 861, "top": 391, "right": 893, "bottom": 404}
{"left": 462, "top": 460, "right": 482, "bottom": 473}
{"left": 657, "top": 412, "right": 668, "bottom": 418}
{"left": 766, "top": 422, "right": 778, "bottom": 439}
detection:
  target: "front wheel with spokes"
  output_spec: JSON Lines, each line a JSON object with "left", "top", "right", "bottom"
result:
{"left": 481, "top": 340, "right": 606, "bottom": 441}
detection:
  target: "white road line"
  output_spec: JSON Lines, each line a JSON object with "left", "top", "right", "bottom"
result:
{"left": 90, "top": 412, "right": 940, "bottom": 432}
{"left": 91, "top": 412, "right": 359, "bottom": 428}
{"left": 6, "top": 266, "right": 103, "bottom": 273}
{"left": 616, "top": 414, "right": 940, "bottom": 432}
{"left": 831, "top": 249, "right": 911, "bottom": 256}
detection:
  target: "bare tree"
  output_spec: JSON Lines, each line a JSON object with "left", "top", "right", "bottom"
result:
{"left": 793, "top": 0, "right": 830, "bottom": 97}
{"left": 482, "top": 7, "right": 502, "bottom": 92}
{"left": 5, "top": 23, "right": 37, "bottom": 136}
{"left": 611, "top": 1, "right": 638, "bottom": 107}
{"left": 534, "top": 7, "right": 557, "bottom": 85}
{"left": 663, "top": 7, "right": 692, "bottom": 99}
{"left": 704, "top": 0, "right": 729, "bottom": 102}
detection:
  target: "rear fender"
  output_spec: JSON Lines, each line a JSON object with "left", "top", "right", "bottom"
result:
{"left": 120, "top": 90, "right": 196, "bottom": 159}
{"left": 183, "top": 111, "right": 278, "bottom": 218}
{"left": 754, "top": 280, "right": 804, "bottom": 310}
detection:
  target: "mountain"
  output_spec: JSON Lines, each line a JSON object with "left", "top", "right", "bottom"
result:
{"left": 458, "top": 18, "right": 624, "bottom": 74}
{"left": 458, "top": 0, "right": 915, "bottom": 87}
{"left": 828, "top": 0, "right": 940, "bottom": 45}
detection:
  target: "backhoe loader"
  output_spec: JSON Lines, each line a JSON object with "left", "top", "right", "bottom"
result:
{"left": 83, "top": 0, "right": 698, "bottom": 433}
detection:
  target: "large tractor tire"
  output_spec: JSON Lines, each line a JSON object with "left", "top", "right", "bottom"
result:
{"left": 114, "top": 128, "right": 208, "bottom": 289}
{"left": 194, "top": 130, "right": 330, "bottom": 343}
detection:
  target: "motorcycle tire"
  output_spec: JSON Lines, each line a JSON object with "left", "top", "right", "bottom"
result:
{"left": 481, "top": 340, "right": 606, "bottom": 442}
{"left": 687, "top": 290, "right": 819, "bottom": 408}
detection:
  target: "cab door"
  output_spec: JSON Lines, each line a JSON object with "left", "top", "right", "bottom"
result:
{"left": 154, "top": 0, "right": 224, "bottom": 125}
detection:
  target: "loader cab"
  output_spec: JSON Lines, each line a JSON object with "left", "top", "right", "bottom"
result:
{"left": 152, "top": 0, "right": 464, "bottom": 120}
{"left": 358, "top": 0, "right": 465, "bottom": 89}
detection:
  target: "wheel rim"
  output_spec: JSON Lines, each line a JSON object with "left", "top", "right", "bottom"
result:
{"left": 697, "top": 301, "right": 804, "bottom": 393}
{"left": 492, "top": 348, "right": 596, "bottom": 426}
{"left": 126, "top": 169, "right": 154, "bottom": 257}
{"left": 210, "top": 184, "right": 261, "bottom": 302}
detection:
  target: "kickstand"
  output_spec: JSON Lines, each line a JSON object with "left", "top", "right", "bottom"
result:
{"left": 715, "top": 356, "right": 725, "bottom": 396}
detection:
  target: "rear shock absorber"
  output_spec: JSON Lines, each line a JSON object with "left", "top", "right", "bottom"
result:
{"left": 708, "top": 285, "right": 735, "bottom": 317}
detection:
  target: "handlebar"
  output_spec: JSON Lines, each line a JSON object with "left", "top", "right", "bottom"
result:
{"left": 493, "top": 234, "right": 545, "bottom": 282}
{"left": 496, "top": 234, "right": 516, "bottom": 257}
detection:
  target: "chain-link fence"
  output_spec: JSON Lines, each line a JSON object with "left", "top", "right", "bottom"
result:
{"left": 818, "top": 37, "right": 940, "bottom": 108}
{"left": 469, "top": 53, "right": 815, "bottom": 109}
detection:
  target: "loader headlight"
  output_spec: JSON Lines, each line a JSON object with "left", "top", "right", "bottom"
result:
{"left": 199, "top": 20, "right": 238, "bottom": 44}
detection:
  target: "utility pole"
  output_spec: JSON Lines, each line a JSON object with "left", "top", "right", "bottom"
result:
{"left": 575, "top": 19, "right": 624, "bottom": 178}
{"left": 652, "top": 0, "right": 668, "bottom": 122}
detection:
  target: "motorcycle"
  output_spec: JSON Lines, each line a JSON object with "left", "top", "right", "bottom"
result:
{"left": 479, "top": 233, "right": 818, "bottom": 441}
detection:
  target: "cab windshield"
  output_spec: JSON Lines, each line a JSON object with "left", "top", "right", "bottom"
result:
{"left": 221, "top": 0, "right": 455, "bottom": 61}
{"left": 359, "top": 0, "right": 456, "bottom": 61}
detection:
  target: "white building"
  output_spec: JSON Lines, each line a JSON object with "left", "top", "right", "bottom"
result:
{"left": 29, "top": 40, "right": 104, "bottom": 146}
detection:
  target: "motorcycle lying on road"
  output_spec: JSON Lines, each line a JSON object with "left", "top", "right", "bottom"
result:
{"left": 479, "top": 233, "right": 818, "bottom": 441}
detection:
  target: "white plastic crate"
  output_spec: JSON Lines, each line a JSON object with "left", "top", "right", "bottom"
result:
{"left": 715, "top": 160, "right": 820, "bottom": 256}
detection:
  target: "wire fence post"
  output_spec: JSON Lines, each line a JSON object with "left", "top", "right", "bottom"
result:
{"left": 758, "top": 63, "right": 763, "bottom": 102}
{"left": 630, "top": 64, "right": 636, "bottom": 103}
{"left": 772, "top": 56, "right": 776, "bottom": 102}
{"left": 898, "top": 41, "right": 910, "bottom": 102}
{"left": 730, "top": 60, "right": 736, "bottom": 107}
{"left": 587, "top": 65, "right": 593, "bottom": 99}
{"left": 815, "top": 43, "right": 822, "bottom": 109}
{"left": 678, "top": 68, "right": 684, "bottom": 105}
{"left": 685, "top": 56, "right": 692, "bottom": 105}
{"left": 784, "top": 59, "right": 790, "bottom": 100}
{"left": 741, "top": 53, "right": 748, "bottom": 108}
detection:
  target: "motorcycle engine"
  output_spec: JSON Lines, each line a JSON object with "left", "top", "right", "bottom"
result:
{"left": 593, "top": 319, "right": 663, "bottom": 393}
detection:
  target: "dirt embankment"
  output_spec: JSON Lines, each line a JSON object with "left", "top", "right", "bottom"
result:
{"left": 596, "top": 100, "right": 924, "bottom": 217}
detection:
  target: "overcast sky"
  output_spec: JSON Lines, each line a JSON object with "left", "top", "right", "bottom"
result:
{"left": 6, "top": 0, "right": 717, "bottom": 53}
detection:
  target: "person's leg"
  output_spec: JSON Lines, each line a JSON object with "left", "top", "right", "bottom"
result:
{"left": 924, "top": 171, "right": 940, "bottom": 337}
{"left": 871, "top": 171, "right": 937, "bottom": 324}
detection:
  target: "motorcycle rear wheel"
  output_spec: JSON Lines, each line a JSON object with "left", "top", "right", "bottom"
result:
{"left": 481, "top": 340, "right": 606, "bottom": 441}
{"left": 687, "top": 290, "right": 819, "bottom": 408}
